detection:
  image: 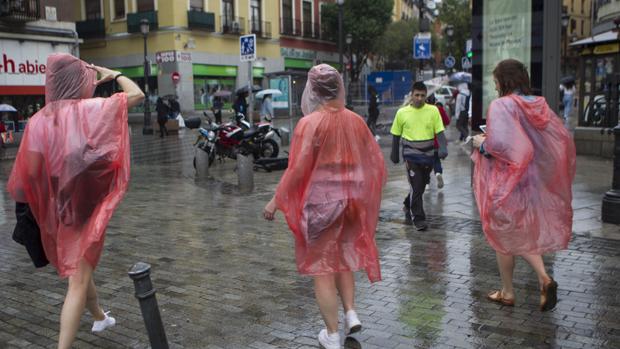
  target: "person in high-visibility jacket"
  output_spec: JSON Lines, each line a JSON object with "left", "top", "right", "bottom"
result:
{"left": 390, "top": 81, "right": 448, "bottom": 231}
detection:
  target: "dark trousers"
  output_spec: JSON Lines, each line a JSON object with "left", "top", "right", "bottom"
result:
{"left": 457, "top": 112, "right": 469, "bottom": 141}
{"left": 214, "top": 110, "right": 222, "bottom": 124}
{"left": 158, "top": 120, "right": 168, "bottom": 137}
{"left": 403, "top": 161, "right": 432, "bottom": 223}
{"left": 433, "top": 152, "right": 442, "bottom": 174}
{"left": 367, "top": 109, "right": 379, "bottom": 135}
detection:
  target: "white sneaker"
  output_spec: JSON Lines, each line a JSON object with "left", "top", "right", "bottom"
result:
{"left": 318, "top": 329, "right": 341, "bottom": 349}
{"left": 92, "top": 311, "right": 116, "bottom": 333}
{"left": 436, "top": 173, "right": 444, "bottom": 189}
{"left": 344, "top": 309, "right": 362, "bottom": 335}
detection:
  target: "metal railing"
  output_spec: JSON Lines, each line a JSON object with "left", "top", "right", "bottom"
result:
{"left": 302, "top": 21, "right": 321, "bottom": 39}
{"left": 249, "top": 19, "right": 271, "bottom": 38}
{"left": 280, "top": 17, "right": 301, "bottom": 36}
{"left": 0, "top": 0, "right": 39, "bottom": 22}
{"left": 221, "top": 15, "right": 244, "bottom": 34}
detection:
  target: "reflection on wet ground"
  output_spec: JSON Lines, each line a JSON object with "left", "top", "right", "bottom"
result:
{"left": 0, "top": 126, "right": 618, "bottom": 348}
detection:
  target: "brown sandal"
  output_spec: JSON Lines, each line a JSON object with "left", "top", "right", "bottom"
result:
{"left": 540, "top": 279, "right": 558, "bottom": 312}
{"left": 486, "top": 290, "right": 515, "bottom": 306}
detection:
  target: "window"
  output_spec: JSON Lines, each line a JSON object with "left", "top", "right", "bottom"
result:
{"left": 282, "top": 0, "right": 293, "bottom": 34}
{"left": 251, "top": 0, "right": 261, "bottom": 32}
{"left": 113, "top": 0, "right": 125, "bottom": 20}
{"left": 85, "top": 0, "right": 102, "bottom": 19}
{"left": 223, "top": 0, "right": 234, "bottom": 21}
{"left": 137, "top": 0, "right": 155, "bottom": 12}
{"left": 302, "top": 0, "right": 311, "bottom": 37}
{"left": 190, "top": 0, "right": 203, "bottom": 11}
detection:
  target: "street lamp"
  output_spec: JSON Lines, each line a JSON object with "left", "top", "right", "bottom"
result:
{"left": 561, "top": 10, "right": 570, "bottom": 75}
{"left": 337, "top": 0, "right": 344, "bottom": 74}
{"left": 601, "top": 17, "right": 620, "bottom": 224}
{"left": 140, "top": 18, "right": 153, "bottom": 135}
{"left": 345, "top": 33, "right": 352, "bottom": 105}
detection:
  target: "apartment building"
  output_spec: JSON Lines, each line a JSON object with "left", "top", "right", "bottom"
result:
{"left": 0, "top": 0, "right": 79, "bottom": 122}
{"left": 75, "top": 0, "right": 282, "bottom": 112}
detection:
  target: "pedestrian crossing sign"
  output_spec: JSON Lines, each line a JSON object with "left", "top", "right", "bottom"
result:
{"left": 240, "top": 34, "right": 256, "bottom": 62}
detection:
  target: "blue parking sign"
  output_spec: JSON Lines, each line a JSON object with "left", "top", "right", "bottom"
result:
{"left": 413, "top": 33, "right": 431, "bottom": 60}
{"left": 240, "top": 34, "right": 256, "bottom": 62}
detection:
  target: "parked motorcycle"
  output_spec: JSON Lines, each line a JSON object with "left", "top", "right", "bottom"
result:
{"left": 192, "top": 113, "right": 280, "bottom": 168}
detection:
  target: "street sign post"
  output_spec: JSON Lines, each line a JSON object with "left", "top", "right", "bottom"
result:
{"left": 444, "top": 55, "right": 456, "bottom": 69}
{"left": 461, "top": 57, "right": 472, "bottom": 70}
{"left": 240, "top": 34, "right": 257, "bottom": 124}
{"left": 413, "top": 33, "right": 432, "bottom": 60}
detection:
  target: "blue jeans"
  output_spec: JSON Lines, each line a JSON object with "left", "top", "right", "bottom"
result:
{"left": 563, "top": 94, "right": 573, "bottom": 119}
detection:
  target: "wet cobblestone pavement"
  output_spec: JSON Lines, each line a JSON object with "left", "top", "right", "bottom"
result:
{"left": 0, "top": 125, "right": 619, "bottom": 349}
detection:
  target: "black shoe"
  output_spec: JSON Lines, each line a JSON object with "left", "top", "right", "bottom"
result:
{"left": 403, "top": 206, "right": 413, "bottom": 225}
{"left": 414, "top": 220, "right": 428, "bottom": 231}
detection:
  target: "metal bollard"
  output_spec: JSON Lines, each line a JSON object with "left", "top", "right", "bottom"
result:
{"left": 237, "top": 153, "right": 254, "bottom": 193}
{"left": 128, "top": 262, "right": 169, "bottom": 349}
{"left": 194, "top": 150, "right": 210, "bottom": 179}
{"left": 280, "top": 128, "right": 290, "bottom": 146}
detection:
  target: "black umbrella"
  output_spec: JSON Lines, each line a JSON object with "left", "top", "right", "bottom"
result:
{"left": 560, "top": 75, "right": 575, "bottom": 85}
{"left": 236, "top": 85, "right": 262, "bottom": 95}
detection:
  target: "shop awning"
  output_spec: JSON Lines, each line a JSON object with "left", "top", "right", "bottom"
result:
{"left": 571, "top": 30, "right": 619, "bottom": 46}
{"left": 0, "top": 86, "right": 45, "bottom": 95}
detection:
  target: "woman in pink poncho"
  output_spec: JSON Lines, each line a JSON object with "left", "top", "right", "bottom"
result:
{"left": 263, "top": 64, "right": 386, "bottom": 349}
{"left": 472, "top": 59, "right": 576, "bottom": 312}
{"left": 7, "top": 53, "right": 144, "bottom": 349}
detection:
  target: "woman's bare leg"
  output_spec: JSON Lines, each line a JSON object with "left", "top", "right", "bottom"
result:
{"left": 58, "top": 259, "right": 95, "bottom": 349}
{"left": 521, "top": 254, "right": 552, "bottom": 289}
{"left": 496, "top": 252, "right": 516, "bottom": 299}
{"left": 86, "top": 278, "right": 105, "bottom": 321}
{"left": 314, "top": 275, "right": 339, "bottom": 333}
{"left": 335, "top": 272, "right": 355, "bottom": 313}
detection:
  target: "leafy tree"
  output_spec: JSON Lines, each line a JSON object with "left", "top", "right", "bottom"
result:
{"left": 321, "top": 0, "right": 394, "bottom": 82}
{"left": 374, "top": 19, "right": 440, "bottom": 71}
{"left": 437, "top": 0, "right": 471, "bottom": 60}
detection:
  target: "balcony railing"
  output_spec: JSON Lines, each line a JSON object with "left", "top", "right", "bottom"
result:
{"left": 221, "top": 15, "right": 244, "bottom": 35}
{"left": 249, "top": 19, "right": 271, "bottom": 39}
{"left": 127, "top": 11, "right": 158, "bottom": 33}
{"left": 76, "top": 18, "right": 105, "bottom": 39}
{"left": 280, "top": 17, "right": 301, "bottom": 36}
{"left": 188, "top": 10, "right": 215, "bottom": 31}
{"left": 0, "top": 0, "right": 40, "bottom": 22}
{"left": 320, "top": 21, "right": 335, "bottom": 42}
{"left": 302, "top": 21, "right": 321, "bottom": 39}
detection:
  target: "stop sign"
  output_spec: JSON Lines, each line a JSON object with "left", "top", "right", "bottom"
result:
{"left": 171, "top": 72, "right": 180, "bottom": 83}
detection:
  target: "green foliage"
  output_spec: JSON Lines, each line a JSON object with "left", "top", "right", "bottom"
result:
{"left": 321, "top": 0, "right": 394, "bottom": 81}
{"left": 438, "top": 0, "right": 471, "bottom": 59}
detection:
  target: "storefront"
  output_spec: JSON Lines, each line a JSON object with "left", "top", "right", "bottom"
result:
{"left": 0, "top": 39, "right": 74, "bottom": 130}
{"left": 572, "top": 30, "right": 620, "bottom": 127}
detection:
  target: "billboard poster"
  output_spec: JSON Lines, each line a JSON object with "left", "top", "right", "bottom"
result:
{"left": 482, "top": 0, "right": 532, "bottom": 117}
{"left": 270, "top": 77, "right": 290, "bottom": 109}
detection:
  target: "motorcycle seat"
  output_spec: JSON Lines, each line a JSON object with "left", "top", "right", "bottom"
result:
{"left": 243, "top": 129, "right": 258, "bottom": 139}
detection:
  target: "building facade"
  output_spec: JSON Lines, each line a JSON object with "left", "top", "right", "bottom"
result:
{"left": 1, "top": 0, "right": 80, "bottom": 126}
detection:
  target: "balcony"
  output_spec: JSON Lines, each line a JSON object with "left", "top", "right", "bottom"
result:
{"left": 221, "top": 15, "right": 244, "bottom": 35}
{"left": 249, "top": 19, "right": 271, "bottom": 39}
{"left": 280, "top": 17, "right": 301, "bottom": 36}
{"left": 76, "top": 18, "right": 105, "bottom": 39}
{"left": 127, "top": 11, "right": 158, "bottom": 33}
{"left": 302, "top": 21, "right": 321, "bottom": 39}
{"left": 320, "top": 21, "right": 335, "bottom": 42}
{"left": 0, "top": 0, "right": 40, "bottom": 22}
{"left": 188, "top": 10, "right": 215, "bottom": 31}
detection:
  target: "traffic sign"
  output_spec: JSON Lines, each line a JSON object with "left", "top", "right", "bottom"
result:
{"left": 444, "top": 55, "right": 456, "bottom": 69}
{"left": 413, "top": 33, "right": 432, "bottom": 60}
{"left": 171, "top": 72, "right": 180, "bottom": 84}
{"left": 240, "top": 34, "right": 256, "bottom": 62}
{"left": 461, "top": 57, "right": 472, "bottom": 69}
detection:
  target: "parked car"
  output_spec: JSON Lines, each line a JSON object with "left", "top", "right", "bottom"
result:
{"left": 426, "top": 83, "right": 457, "bottom": 115}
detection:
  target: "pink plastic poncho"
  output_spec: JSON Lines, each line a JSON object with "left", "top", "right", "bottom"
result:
{"left": 472, "top": 94, "right": 576, "bottom": 255}
{"left": 276, "top": 64, "right": 387, "bottom": 282}
{"left": 7, "top": 53, "right": 130, "bottom": 278}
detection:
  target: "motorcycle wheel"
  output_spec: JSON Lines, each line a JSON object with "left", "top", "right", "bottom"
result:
{"left": 260, "top": 139, "right": 279, "bottom": 158}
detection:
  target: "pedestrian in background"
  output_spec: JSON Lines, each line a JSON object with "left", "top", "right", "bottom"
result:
{"left": 260, "top": 94, "right": 274, "bottom": 122}
{"left": 367, "top": 85, "right": 380, "bottom": 136}
{"left": 560, "top": 81, "right": 576, "bottom": 124}
{"left": 472, "top": 59, "right": 575, "bottom": 312}
{"left": 427, "top": 94, "right": 451, "bottom": 189}
{"left": 7, "top": 53, "right": 144, "bottom": 349}
{"left": 211, "top": 96, "right": 224, "bottom": 124}
{"left": 156, "top": 97, "right": 169, "bottom": 138}
{"left": 454, "top": 82, "right": 471, "bottom": 142}
{"left": 263, "top": 64, "right": 386, "bottom": 349}
{"left": 233, "top": 91, "right": 249, "bottom": 118}
{"left": 391, "top": 82, "right": 448, "bottom": 230}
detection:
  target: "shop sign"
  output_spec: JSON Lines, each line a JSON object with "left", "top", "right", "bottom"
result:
{"left": 280, "top": 48, "right": 316, "bottom": 60}
{"left": 593, "top": 43, "right": 619, "bottom": 55}
{"left": 156, "top": 51, "right": 192, "bottom": 63}
{"left": 0, "top": 39, "right": 72, "bottom": 86}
